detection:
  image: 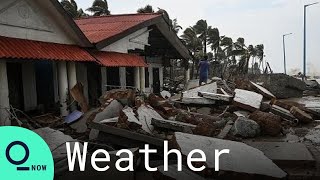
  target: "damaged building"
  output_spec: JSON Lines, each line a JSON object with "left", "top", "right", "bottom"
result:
{"left": 0, "top": 0, "right": 190, "bottom": 125}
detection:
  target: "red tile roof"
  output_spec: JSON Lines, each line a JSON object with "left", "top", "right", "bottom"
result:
{"left": 0, "top": 36, "right": 95, "bottom": 62}
{"left": 75, "top": 13, "right": 162, "bottom": 43}
{"left": 93, "top": 51, "right": 147, "bottom": 67}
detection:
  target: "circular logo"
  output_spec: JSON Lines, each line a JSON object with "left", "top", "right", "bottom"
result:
{"left": 0, "top": 126, "right": 54, "bottom": 180}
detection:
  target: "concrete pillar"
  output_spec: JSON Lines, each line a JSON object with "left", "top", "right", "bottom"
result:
{"left": 185, "top": 68, "right": 190, "bottom": 83}
{"left": 0, "top": 61, "right": 10, "bottom": 126}
{"left": 134, "top": 67, "right": 140, "bottom": 91}
{"left": 148, "top": 66, "right": 153, "bottom": 92}
{"left": 139, "top": 67, "right": 145, "bottom": 92}
{"left": 159, "top": 67, "right": 164, "bottom": 91}
{"left": 52, "top": 62, "right": 59, "bottom": 103}
{"left": 57, "top": 61, "right": 69, "bottom": 117}
{"left": 67, "top": 62, "right": 77, "bottom": 111}
{"left": 101, "top": 67, "right": 107, "bottom": 93}
{"left": 119, "top": 67, "right": 126, "bottom": 89}
{"left": 22, "top": 62, "right": 37, "bottom": 111}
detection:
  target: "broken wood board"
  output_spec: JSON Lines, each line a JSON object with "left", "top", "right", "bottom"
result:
{"left": 89, "top": 122, "right": 163, "bottom": 147}
{"left": 70, "top": 83, "right": 89, "bottom": 113}
{"left": 173, "top": 132, "right": 287, "bottom": 178}
{"left": 290, "top": 106, "right": 313, "bottom": 123}
{"left": 233, "top": 89, "right": 263, "bottom": 112}
{"left": 151, "top": 118, "right": 196, "bottom": 133}
{"left": 198, "top": 91, "right": 233, "bottom": 102}
{"left": 154, "top": 165, "right": 206, "bottom": 180}
{"left": 181, "top": 82, "right": 217, "bottom": 105}
{"left": 217, "top": 120, "right": 234, "bottom": 139}
{"left": 250, "top": 81, "right": 276, "bottom": 99}
{"left": 271, "top": 105, "right": 298, "bottom": 123}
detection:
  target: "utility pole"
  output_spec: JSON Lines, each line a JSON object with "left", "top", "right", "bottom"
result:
{"left": 303, "top": 2, "right": 318, "bottom": 78}
{"left": 283, "top": 33, "right": 292, "bottom": 74}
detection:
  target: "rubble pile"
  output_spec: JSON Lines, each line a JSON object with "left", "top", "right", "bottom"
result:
{"left": 11, "top": 75, "right": 320, "bottom": 179}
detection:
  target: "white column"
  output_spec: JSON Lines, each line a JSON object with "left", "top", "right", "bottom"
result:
{"left": 67, "top": 62, "right": 77, "bottom": 111}
{"left": 58, "top": 61, "right": 69, "bottom": 117}
{"left": 22, "top": 62, "right": 37, "bottom": 111}
{"left": 139, "top": 67, "right": 145, "bottom": 92}
{"left": 119, "top": 67, "right": 126, "bottom": 89}
{"left": 0, "top": 61, "right": 10, "bottom": 126}
{"left": 185, "top": 68, "right": 190, "bottom": 83}
{"left": 148, "top": 66, "right": 153, "bottom": 92}
{"left": 134, "top": 67, "right": 140, "bottom": 91}
{"left": 101, "top": 67, "right": 107, "bottom": 93}
{"left": 159, "top": 67, "right": 164, "bottom": 91}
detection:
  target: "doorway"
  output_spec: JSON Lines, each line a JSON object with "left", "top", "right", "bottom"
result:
{"left": 152, "top": 68, "right": 160, "bottom": 94}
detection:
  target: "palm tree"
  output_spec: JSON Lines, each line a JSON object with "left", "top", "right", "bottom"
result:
{"left": 181, "top": 27, "right": 203, "bottom": 79}
{"left": 208, "top": 28, "right": 220, "bottom": 61}
{"left": 255, "top": 44, "right": 265, "bottom": 71}
{"left": 172, "top": 19, "right": 182, "bottom": 34}
{"left": 87, "top": 0, "right": 110, "bottom": 16}
{"left": 193, "top": 20, "right": 211, "bottom": 54}
{"left": 60, "top": 0, "right": 88, "bottom": 18}
{"left": 137, "top": 5, "right": 155, "bottom": 13}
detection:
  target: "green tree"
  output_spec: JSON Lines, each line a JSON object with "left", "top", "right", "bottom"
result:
{"left": 181, "top": 27, "right": 203, "bottom": 79}
{"left": 87, "top": 0, "right": 110, "bottom": 16}
{"left": 60, "top": 0, "right": 88, "bottom": 18}
{"left": 172, "top": 19, "right": 182, "bottom": 34}
{"left": 208, "top": 28, "right": 220, "bottom": 61}
{"left": 137, "top": 5, "right": 155, "bottom": 13}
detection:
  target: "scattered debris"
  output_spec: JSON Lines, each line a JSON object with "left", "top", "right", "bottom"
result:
{"left": 172, "top": 132, "right": 287, "bottom": 178}
{"left": 231, "top": 117, "right": 260, "bottom": 138}
{"left": 250, "top": 81, "right": 276, "bottom": 99}
{"left": 64, "top": 110, "right": 84, "bottom": 124}
{"left": 198, "top": 91, "right": 233, "bottom": 102}
{"left": 233, "top": 89, "right": 263, "bottom": 112}
{"left": 181, "top": 82, "right": 217, "bottom": 104}
{"left": 249, "top": 111, "right": 282, "bottom": 136}
{"left": 70, "top": 83, "right": 89, "bottom": 113}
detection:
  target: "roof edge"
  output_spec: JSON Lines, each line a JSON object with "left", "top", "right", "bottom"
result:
{"left": 49, "top": 0, "right": 93, "bottom": 47}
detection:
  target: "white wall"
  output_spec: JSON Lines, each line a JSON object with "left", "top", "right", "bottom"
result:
{"left": 102, "top": 28, "right": 150, "bottom": 53}
{"left": 0, "top": 0, "right": 78, "bottom": 44}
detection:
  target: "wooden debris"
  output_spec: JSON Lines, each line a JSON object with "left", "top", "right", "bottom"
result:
{"left": 100, "top": 89, "right": 136, "bottom": 104}
{"left": 290, "top": 106, "right": 313, "bottom": 123}
{"left": 198, "top": 91, "right": 233, "bottom": 102}
{"left": 271, "top": 105, "right": 298, "bottom": 123}
{"left": 250, "top": 81, "right": 276, "bottom": 99}
{"left": 70, "top": 83, "right": 89, "bottom": 113}
{"left": 233, "top": 89, "right": 263, "bottom": 112}
{"left": 172, "top": 132, "right": 287, "bottom": 178}
{"left": 151, "top": 118, "right": 196, "bottom": 133}
{"left": 217, "top": 120, "right": 234, "bottom": 139}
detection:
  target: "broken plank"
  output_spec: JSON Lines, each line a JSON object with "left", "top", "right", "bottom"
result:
{"left": 271, "top": 105, "right": 298, "bottom": 123}
{"left": 290, "top": 106, "right": 313, "bottom": 123}
{"left": 217, "top": 120, "right": 234, "bottom": 139}
{"left": 89, "top": 122, "right": 163, "bottom": 147}
{"left": 250, "top": 81, "right": 276, "bottom": 99}
{"left": 151, "top": 118, "right": 196, "bottom": 133}
{"left": 198, "top": 91, "right": 233, "bottom": 102}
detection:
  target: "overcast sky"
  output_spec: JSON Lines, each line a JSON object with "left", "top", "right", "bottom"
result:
{"left": 76, "top": 0, "right": 320, "bottom": 75}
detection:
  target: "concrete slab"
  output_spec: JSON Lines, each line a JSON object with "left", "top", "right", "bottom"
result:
{"left": 246, "top": 142, "right": 315, "bottom": 168}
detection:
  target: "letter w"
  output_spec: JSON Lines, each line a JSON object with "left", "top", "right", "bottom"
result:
{"left": 66, "top": 142, "right": 88, "bottom": 171}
